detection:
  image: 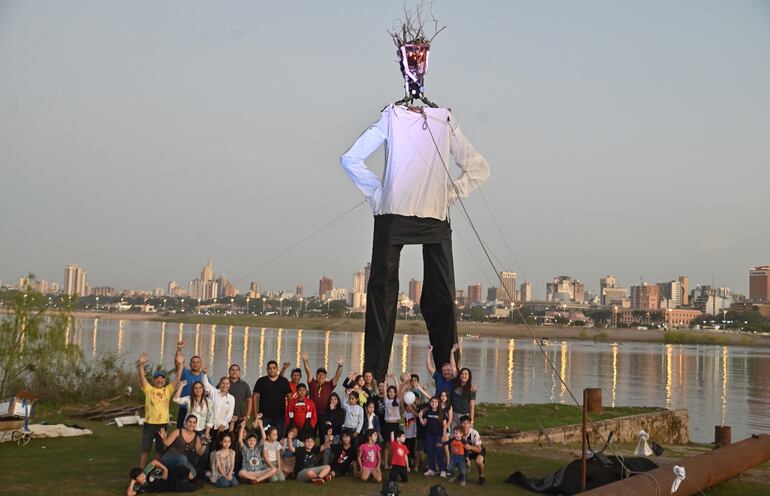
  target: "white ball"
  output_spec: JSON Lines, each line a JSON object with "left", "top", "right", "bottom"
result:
{"left": 403, "top": 391, "right": 416, "bottom": 406}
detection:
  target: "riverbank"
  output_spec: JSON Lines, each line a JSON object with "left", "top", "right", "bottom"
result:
{"left": 1, "top": 402, "right": 767, "bottom": 495}
{"left": 71, "top": 311, "right": 770, "bottom": 347}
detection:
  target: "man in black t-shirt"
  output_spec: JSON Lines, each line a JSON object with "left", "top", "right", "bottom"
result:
{"left": 252, "top": 360, "right": 292, "bottom": 436}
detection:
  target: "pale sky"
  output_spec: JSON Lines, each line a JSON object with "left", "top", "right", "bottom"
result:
{"left": 1, "top": 1, "right": 769, "bottom": 297}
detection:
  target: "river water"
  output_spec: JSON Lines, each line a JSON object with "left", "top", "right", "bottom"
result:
{"left": 69, "top": 318, "right": 770, "bottom": 443}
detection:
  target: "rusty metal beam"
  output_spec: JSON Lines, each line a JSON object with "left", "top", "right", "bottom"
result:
{"left": 580, "top": 434, "right": 770, "bottom": 496}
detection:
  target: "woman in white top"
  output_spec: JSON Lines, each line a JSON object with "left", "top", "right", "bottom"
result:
{"left": 173, "top": 380, "right": 213, "bottom": 439}
{"left": 202, "top": 374, "right": 235, "bottom": 449}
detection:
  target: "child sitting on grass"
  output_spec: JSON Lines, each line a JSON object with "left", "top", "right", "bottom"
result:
{"left": 280, "top": 425, "right": 303, "bottom": 479}
{"left": 237, "top": 421, "right": 275, "bottom": 484}
{"left": 209, "top": 433, "right": 238, "bottom": 488}
{"left": 262, "top": 426, "right": 285, "bottom": 482}
{"left": 294, "top": 436, "right": 333, "bottom": 484}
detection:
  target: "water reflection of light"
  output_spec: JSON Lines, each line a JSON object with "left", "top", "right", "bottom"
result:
{"left": 178, "top": 322, "right": 184, "bottom": 344}
{"left": 721, "top": 346, "right": 728, "bottom": 426}
{"left": 65, "top": 318, "right": 71, "bottom": 347}
{"left": 359, "top": 334, "right": 365, "bottom": 373}
{"left": 507, "top": 339, "right": 515, "bottom": 401}
{"left": 159, "top": 322, "right": 167, "bottom": 362}
{"left": 296, "top": 329, "right": 303, "bottom": 366}
{"left": 243, "top": 327, "right": 249, "bottom": 375}
{"left": 276, "top": 329, "right": 283, "bottom": 365}
{"left": 611, "top": 343, "right": 618, "bottom": 408}
{"left": 559, "top": 341, "right": 568, "bottom": 397}
{"left": 194, "top": 324, "right": 200, "bottom": 356}
{"left": 117, "top": 320, "right": 125, "bottom": 354}
{"left": 401, "top": 334, "right": 409, "bottom": 373}
{"left": 92, "top": 319, "right": 99, "bottom": 358}
{"left": 665, "top": 344, "right": 673, "bottom": 408}
{"left": 259, "top": 328, "right": 265, "bottom": 371}
{"left": 324, "top": 331, "right": 330, "bottom": 370}
{"left": 209, "top": 325, "right": 216, "bottom": 371}
{"left": 227, "top": 326, "right": 234, "bottom": 367}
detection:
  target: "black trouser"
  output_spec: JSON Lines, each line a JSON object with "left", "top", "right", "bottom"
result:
{"left": 389, "top": 465, "right": 409, "bottom": 482}
{"left": 364, "top": 215, "right": 457, "bottom": 381}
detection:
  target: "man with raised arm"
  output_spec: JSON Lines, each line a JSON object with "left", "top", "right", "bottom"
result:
{"left": 426, "top": 343, "right": 458, "bottom": 396}
{"left": 137, "top": 350, "right": 184, "bottom": 468}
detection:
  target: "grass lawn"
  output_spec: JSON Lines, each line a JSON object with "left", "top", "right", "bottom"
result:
{"left": 0, "top": 404, "right": 767, "bottom": 495}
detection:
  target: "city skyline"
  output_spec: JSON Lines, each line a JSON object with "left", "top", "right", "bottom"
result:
{"left": 3, "top": 259, "right": 760, "bottom": 309}
{"left": 2, "top": 2, "right": 769, "bottom": 298}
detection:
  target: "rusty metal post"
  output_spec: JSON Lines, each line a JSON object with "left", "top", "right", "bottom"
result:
{"left": 585, "top": 388, "right": 602, "bottom": 415}
{"left": 715, "top": 425, "right": 731, "bottom": 447}
{"left": 581, "top": 388, "right": 603, "bottom": 492}
{"left": 580, "top": 434, "right": 770, "bottom": 495}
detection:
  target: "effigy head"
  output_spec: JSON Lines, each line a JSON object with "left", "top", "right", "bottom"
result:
{"left": 389, "top": 3, "right": 445, "bottom": 103}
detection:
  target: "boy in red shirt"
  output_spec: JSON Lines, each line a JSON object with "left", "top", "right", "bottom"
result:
{"left": 443, "top": 426, "right": 469, "bottom": 486}
{"left": 388, "top": 429, "right": 410, "bottom": 482}
{"left": 285, "top": 383, "right": 317, "bottom": 441}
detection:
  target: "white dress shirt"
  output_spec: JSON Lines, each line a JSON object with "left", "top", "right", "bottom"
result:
{"left": 203, "top": 377, "right": 235, "bottom": 429}
{"left": 340, "top": 104, "right": 490, "bottom": 221}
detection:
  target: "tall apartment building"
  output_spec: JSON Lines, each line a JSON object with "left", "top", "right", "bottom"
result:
{"left": 408, "top": 279, "right": 422, "bottom": 306}
{"left": 319, "top": 276, "right": 333, "bottom": 301}
{"left": 749, "top": 266, "right": 770, "bottom": 302}
{"left": 630, "top": 283, "right": 660, "bottom": 310}
{"left": 519, "top": 281, "right": 532, "bottom": 302}
{"left": 201, "top": 259, "right": 214, "bottom": 282}
{"left": 353, "top": 271, "right": 366, "bottom": 293}
{"left": 364, "top": 263, "right": 371, "bottom": 290}
{"left": 467, "top": 283, "right": 483, "bottom": 305}
{"left": 500, "top": 271, "right": 517, "bottom": 304}
{"left": 658, "top": 280, "right": 683, "bottom": 308}
{"left": 678, "top": 276, "right": 689, "bottom": 306}
{"left": 64, "top": 264, "right": 88, "bottom": 297}
{"left": 487, "top": 286, "right": 504, "bottom": 302}
{"left": 454, "top": 289, "right": 466, "bottom": 307}
{"left": 546, "top": 276, "right": 585, "bottom": 303}
{"left": 296, "top": 283, "right": 304, "bottom": 298}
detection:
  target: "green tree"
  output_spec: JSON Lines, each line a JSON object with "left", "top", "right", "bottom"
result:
{"left": 469, "top": 306, "right": 486, "bottom": 321}
{"left": 0, "top": 284, "right": 80, "bottom": 398}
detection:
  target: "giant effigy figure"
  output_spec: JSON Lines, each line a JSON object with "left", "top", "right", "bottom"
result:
{"left": 340, "top": 14, "right": 490, "bottom": 380}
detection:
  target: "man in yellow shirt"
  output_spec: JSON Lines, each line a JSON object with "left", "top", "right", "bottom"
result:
{"left": 138, "top": 351, "right": 184, "bottom": 467}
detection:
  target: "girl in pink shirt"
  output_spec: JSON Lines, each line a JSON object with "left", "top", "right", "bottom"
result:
{"left": 357, "top": 429, "right": 382, "bottom": 482}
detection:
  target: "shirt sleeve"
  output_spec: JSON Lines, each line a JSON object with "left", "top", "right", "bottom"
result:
{"left": 447, "top": 121, "right": 490, "bottom": 205}
{"left": 340, "top": 110, "right": 389, "bottom": 210}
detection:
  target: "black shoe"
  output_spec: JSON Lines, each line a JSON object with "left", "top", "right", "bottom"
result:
{"left": 479, "top": 476, "right": 486, "bottom": 485}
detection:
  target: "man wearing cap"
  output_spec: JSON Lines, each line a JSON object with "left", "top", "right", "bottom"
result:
{"left": 302, "top": 353, "right": 344, "bottom": 433}
{"left": 137, "top": 351, "right": 184, "bottom": 468}
{"left": 285, "top": 383, "right": 318, "bottom": 441}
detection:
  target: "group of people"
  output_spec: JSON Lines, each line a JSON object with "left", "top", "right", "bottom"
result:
{"left": 127, "top": 341, "right": 486, "bottom": 494}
